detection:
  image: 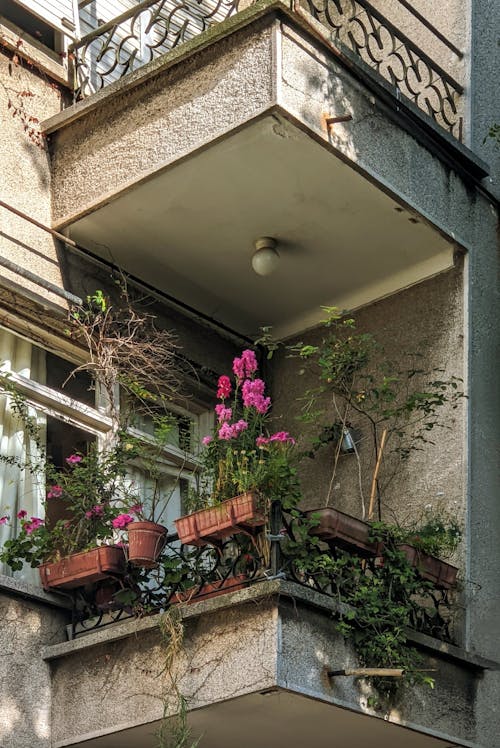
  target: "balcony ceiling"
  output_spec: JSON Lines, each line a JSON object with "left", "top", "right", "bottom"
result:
{"left": 69, "top": 689, "right": 452, "bottom": 747}
{"left": 67, "top": 114, "right": 455, "bottom": 339}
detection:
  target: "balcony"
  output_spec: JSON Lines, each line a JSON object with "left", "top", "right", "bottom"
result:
{"left": 70, "top": 0, "right": 464, "bottom": 140}
{"left": 43, "top": 0, "right": 487, "bottom": 342}
{"left": 40, "top": 502, "right": 488, "bottom": 748}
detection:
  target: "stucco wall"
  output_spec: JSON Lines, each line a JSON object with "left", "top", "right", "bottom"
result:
{"left": 271, "top": 266, "right": 465, "bottom": 536}
{"left": 0, "top": 47, "right": 67, "bottom": 309}
{"left": 0, "top": 583, "right": 68, "bottom": 748}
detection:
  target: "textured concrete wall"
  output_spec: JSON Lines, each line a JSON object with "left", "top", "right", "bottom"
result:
{"left": 49, "top": 19, "right": 275, "bottom": 225}
{"left": 43, "top": 585, "right": 487, "bottom": 747}
{"left": 0, "top": 49, "right": 66, "bottom": 309}
{"left": 0, "top": 586, "right": 68, "bottom": 748}
{"left": 271, "top": 266, "right": 465, "bottom": 540}
{"left": 49, "top": 597, "right": 278, "bottom": 744}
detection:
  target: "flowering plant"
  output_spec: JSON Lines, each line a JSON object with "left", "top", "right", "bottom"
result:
{"left": 190, "top": 350, "right": 301, "bottom": 510}
{"left": 0, "top": 438, "right": 143, "bottom": 571}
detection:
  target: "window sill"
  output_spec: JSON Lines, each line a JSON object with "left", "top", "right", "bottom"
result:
{"left": 0, "top": 17, "right": 69, "bottom": 87}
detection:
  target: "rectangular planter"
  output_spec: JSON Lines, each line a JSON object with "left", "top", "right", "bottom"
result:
{"left": 174, "top": 491, "right": 265, "bottom": 547}
{"left": 306, "top": 507, "right": 381, "bottom": 556}
{"left": 398, "top": 544, "right": 458, "bottom": 589}
{"left": 172, "top": 574, "right": 248, "bottom": 604}
{"left": 38, "top": 546, "right": 126, "bottom": 591}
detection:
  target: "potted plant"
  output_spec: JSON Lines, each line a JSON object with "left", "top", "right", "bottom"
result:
{"left": 175, "top": 349, "right": 301, "bottom": 546}
{"left": 0, "top": 284, "right": 182, "bottom": 583}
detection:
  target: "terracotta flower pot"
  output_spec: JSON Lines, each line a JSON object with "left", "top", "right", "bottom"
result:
{"left": 306, "top": 507, "right": 381, "bottom": 556}
{"left": 174, "top": 491, "right": 265, "bottom": 547}
{"left": 397, "top": 544, "right": 458, "bottom": 589}
{"left": 172, "top": 574, "right": 249, "bottom": 604}
{"left": 38, "top": 546, "right": 126, "bottom": 591}
{"left": 126, "top": 521, "right": 167, "bottom": 568}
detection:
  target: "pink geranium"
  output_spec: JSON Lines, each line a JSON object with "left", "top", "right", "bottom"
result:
{"left": 0, "top": 515, "right": 8, "bottom": 525}
{"left": 47, "top": 485, "right": 63, "bottom": 499}
{"left": 25, "top": 517, "right": 44, "bottom": 534}
{"left": 112, "top": 513, "right": 134, "bottom": 529}
{"left": 66, "top": 454, "right": 82, "bottom": 465}
{"left": 269, "top": 431, "right": 296, "bottom": 444}
{"left": 16, "top": 510, "right": 27, "bottom": 519}
{"left": 202, "top": 435, "right": 213, "bottom": 446}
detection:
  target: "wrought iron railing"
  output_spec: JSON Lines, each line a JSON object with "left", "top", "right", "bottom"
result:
{"left": 68, "top": 501, "right": 455, "bottom": 642}
{"left": 69, "top": 0, "right": 464, "bottom": 139}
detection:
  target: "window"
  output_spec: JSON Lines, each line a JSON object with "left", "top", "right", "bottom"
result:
{"left": 0, "top": 326, "right": 203, "bottom": 583}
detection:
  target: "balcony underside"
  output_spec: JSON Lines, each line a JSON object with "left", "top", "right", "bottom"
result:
{"left": 66, "top": 690, "right": 451, "bottom": 748}
{"left": 64, "top": 114, "right": 454, "bottom": 339}
{"left": 45, "top": 583, "right": 480, "bottom": 748}
{"left": 45, "top": 11, "right": 465, "bottom": 339}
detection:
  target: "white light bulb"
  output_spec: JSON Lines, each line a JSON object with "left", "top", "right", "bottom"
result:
{"left": 252, "top": 238, "right": 279, "bottom": 276}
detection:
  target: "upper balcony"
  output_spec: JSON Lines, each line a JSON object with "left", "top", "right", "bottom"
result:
{"left": 71, "top": 0, "right": 465, "bottom": 140}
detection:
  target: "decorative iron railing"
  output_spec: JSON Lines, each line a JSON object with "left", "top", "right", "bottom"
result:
{"left": 69, "top": 0, "right": 464, "bottom": 139}
{"left": 68, "top": 501, "right": 455, "bottom": 643}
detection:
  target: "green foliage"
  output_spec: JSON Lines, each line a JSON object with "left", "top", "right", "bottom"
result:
{"left": 284, "top": 513, "right": 459, "bottom": 696}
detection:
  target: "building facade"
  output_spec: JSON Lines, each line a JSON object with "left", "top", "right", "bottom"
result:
{"left": 0, "top": 0, "right": 499, "bottom": 746}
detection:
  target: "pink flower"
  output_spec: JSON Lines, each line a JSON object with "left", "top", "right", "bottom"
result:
{"left": 66, "top": 454, "right": 82, "bottom": 465}
{"left": 0, "top": 515, "right": 9, "bottom": 525}
{"left": 47, "top": 485, "right": 63, "bottom": 499}
{"left": 130, "top": 504, "right": 143, "bottom": 515}
{"left": 232, "top": 349, "right": 258, "bottom": 380}
{"left": 16, "top": 510, "right": 27, "bottom": 519}
{"left": 256, "top": 436, "right": 269, "bottom": 447}
{"left": 202, "top": 435, "right": 213, "bottom": 446}
{"left": 112, "top": 513, "right": 134, "bottom": 529}
{"left": 242, "top": 379, "right": 271, "bottom": 414}
{"left": 233, "top": 419, "right": 248, "bottom": 435}
{"left": 25, "top": 517, "right": 44, "bottom": 534}
{"left": 217, "top": 375, "right": 232, "bottom": 399}
{"left": 215, "top": 404, "right": 232, "bottom": 423}
{"left": 218, "top": 422, "right": 235, "bottom": 440}
{"left": 269, "top": 431, "right": 296, "bottom": 444}
{"left": 84, "top": 510, "right": 93, "bottom": 519}
{"left": 93, "top": 504, "right": 104, "bottom": 516}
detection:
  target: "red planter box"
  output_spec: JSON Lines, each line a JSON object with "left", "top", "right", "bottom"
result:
{"left": 38, "top": 546, "right": 126, "bottom": 591}
{"left": 397, "top": 544, "right": 458, "bottom": 589}
{"left": 172, "top": 574, "right": 249, "bottom": 604}
{"left": 306, "top": 507, "right": 381, "bottom": 556}
{"left": 175, "top": 492, "right": 265, "bottom": 547}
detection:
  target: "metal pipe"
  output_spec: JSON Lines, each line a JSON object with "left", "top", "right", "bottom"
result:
{"left": 0, "top": 254, "right": 82, "bottom": 304}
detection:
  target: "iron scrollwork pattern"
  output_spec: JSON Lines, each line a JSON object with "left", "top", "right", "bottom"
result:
{"left": 297, "top": 0, "right": 463, "bottom": 139}
{"left": 70, "top": 0, "right": 240, "bottom": 100}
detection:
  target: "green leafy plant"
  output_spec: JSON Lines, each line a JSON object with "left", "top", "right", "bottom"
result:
{"left": 285, "top": 512, "right": 458, "bottom": 696}
{"left": 288, "top": 307, "right": 464, "bottom": 516}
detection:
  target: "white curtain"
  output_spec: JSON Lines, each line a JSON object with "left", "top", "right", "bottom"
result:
{"left": 0, "top": 329, "right": 46, "bottom": 584}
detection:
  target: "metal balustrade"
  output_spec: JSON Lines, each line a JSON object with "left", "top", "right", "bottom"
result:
{"left": 68, "top": 501, "right": 455, "bottom": 643}
{"left": 68, "top": 0, "right": 464, "bottom": 139}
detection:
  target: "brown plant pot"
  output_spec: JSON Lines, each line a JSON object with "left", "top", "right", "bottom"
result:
{"left": 126, "top": 521, "right": 168, "bottom": 568}
{"left": 397, "top": 544, "right": 458, "bottom": 589}
{"left": 38, "top": 546, "right": 126, "bottom": 591}
{"left": 306, "top": 507, "right": 381, "bottom": 556}
{"left": 174, "top": 491, "right": 265, "bottom": 547}
{"left": 172, "top": 574, "right": 248, "bottom": 604}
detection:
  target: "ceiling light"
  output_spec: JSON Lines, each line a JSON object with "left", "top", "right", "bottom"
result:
{"left": 252, "top": 237, "right": 280, "bottom": 276}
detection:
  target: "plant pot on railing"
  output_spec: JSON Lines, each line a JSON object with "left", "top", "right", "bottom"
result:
{"left": 397, "top": 544, "right": 458, "bottom": 589}
{"left": 175, "top": 491, "right": 266, "bottom": 547}
{"left": 305, "top": 507, "right": 381, "bottom": 557}
{"left": 38, "top": 545, "right": 126, "bottom": 591}
{"left": 171, "top": 573, "right": 249, "bottom": 604}
{"left": 126, "top": 521, "right": 167, "bottom": 568}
